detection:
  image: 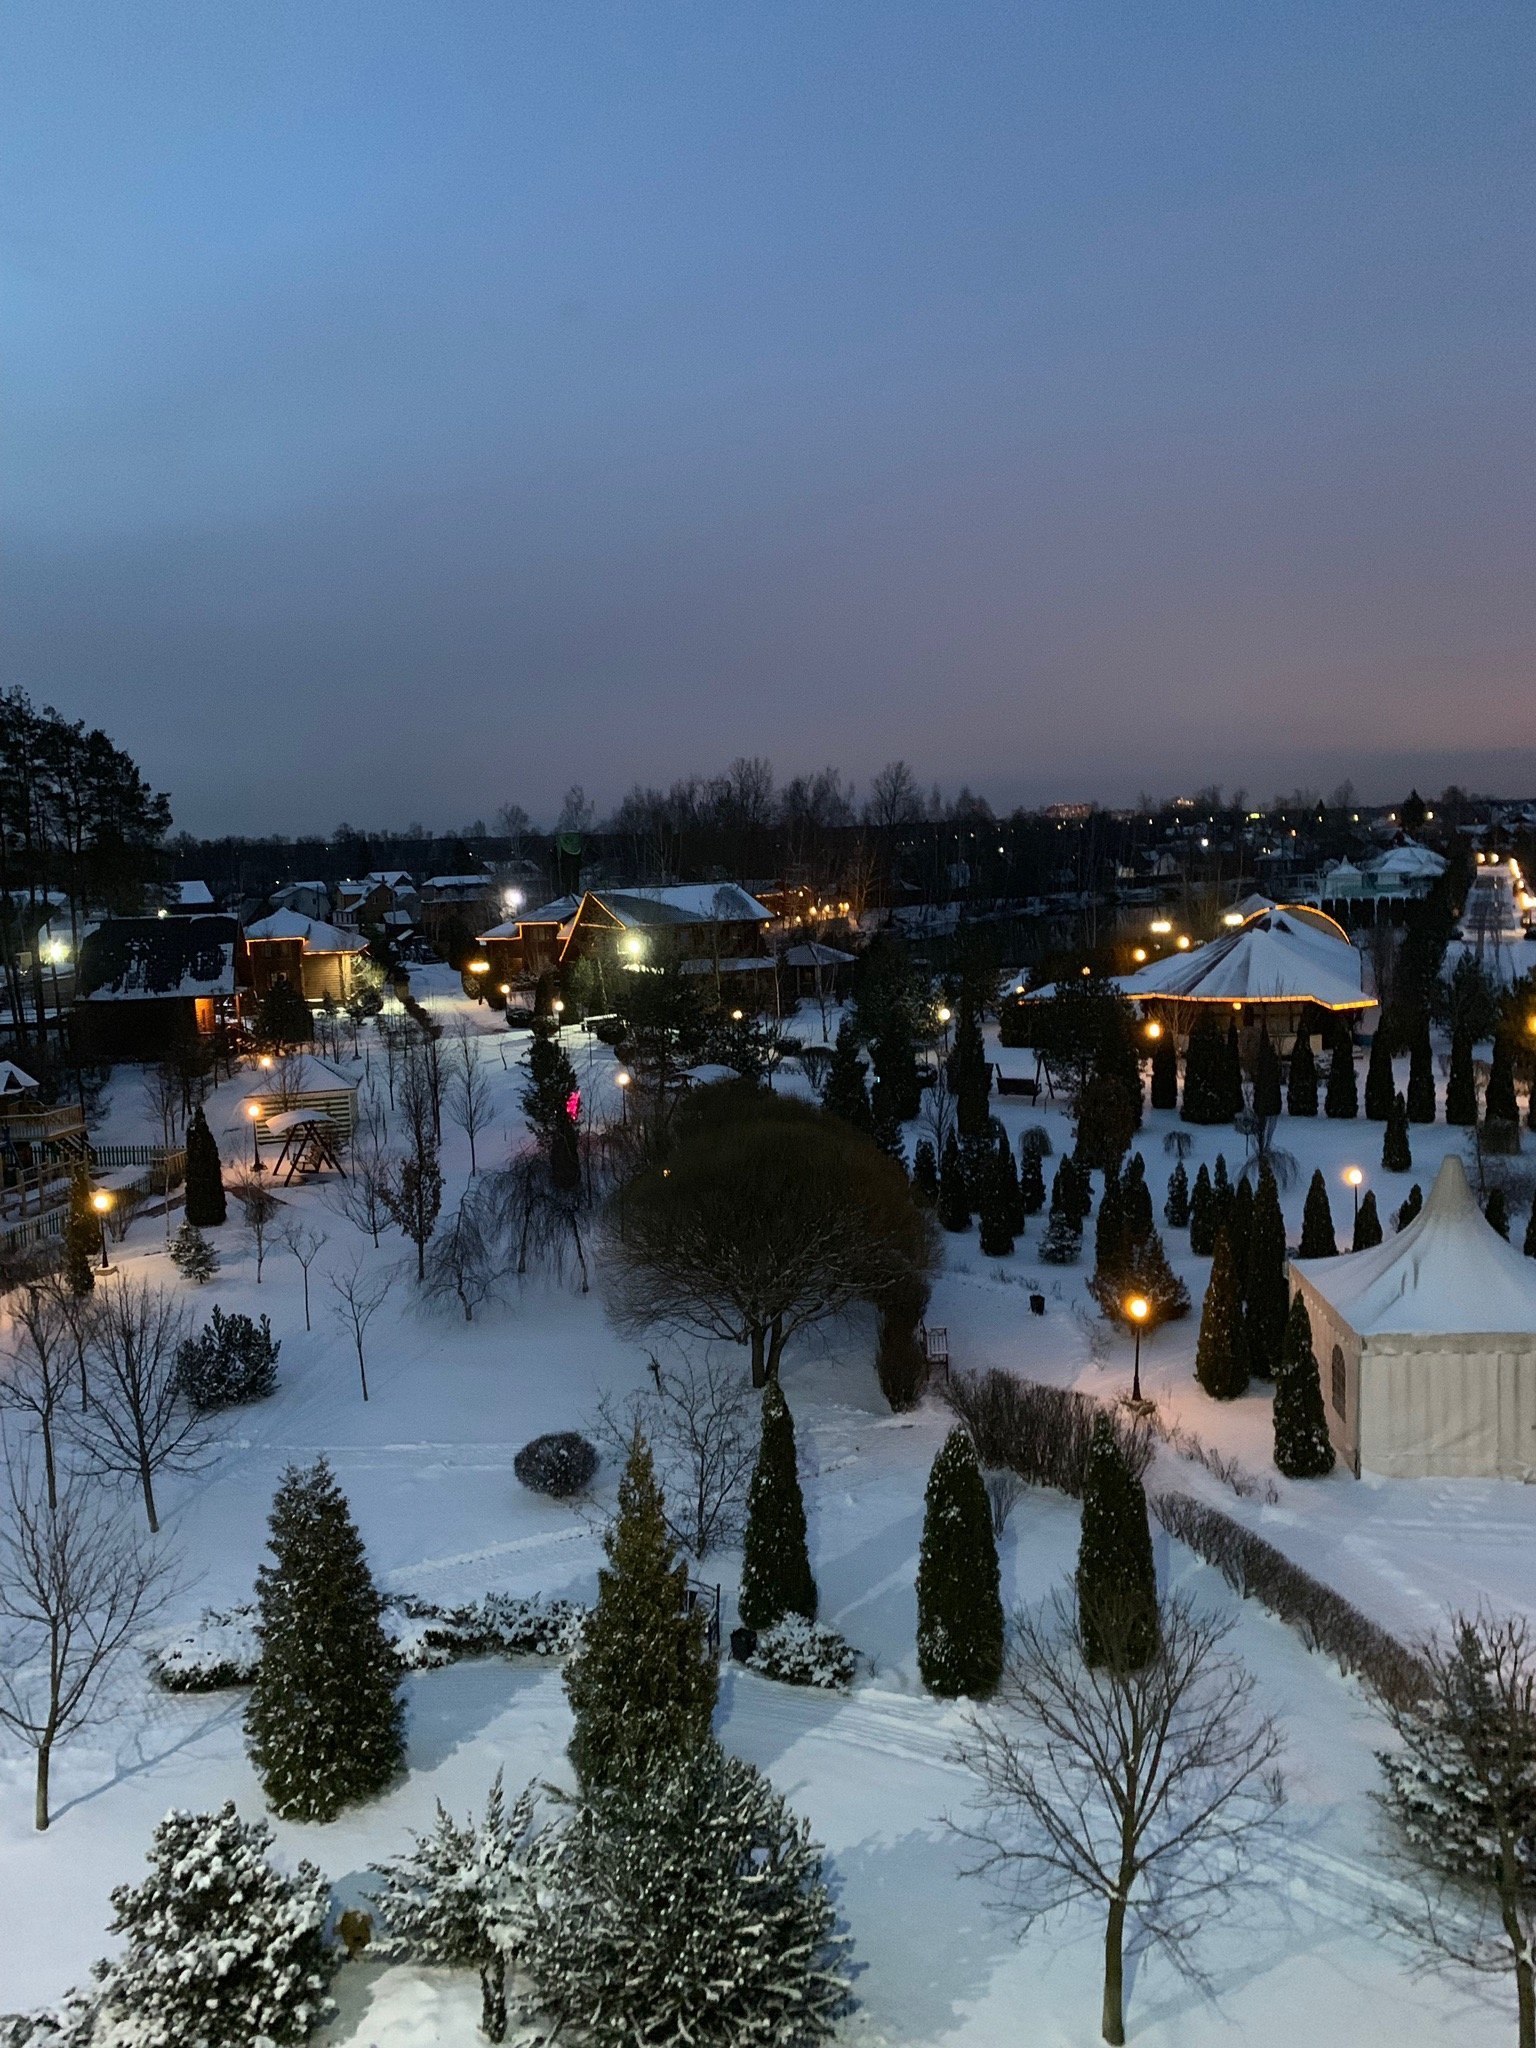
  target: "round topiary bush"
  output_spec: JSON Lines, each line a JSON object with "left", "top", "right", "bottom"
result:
{"left": 514, "top": 1432, "right": 599, "bottom": 1498}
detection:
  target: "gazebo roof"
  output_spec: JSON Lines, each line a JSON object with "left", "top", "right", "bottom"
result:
{"left": 1294, "top": 1156, "right": 1536, "bottom": 1337}
{"left": 1119, "top": 906, "right": 1371, "bottom": 1011}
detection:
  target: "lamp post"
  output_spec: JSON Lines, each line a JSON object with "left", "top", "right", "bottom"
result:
{"left": 91, "top": 1188, "right": 113, "bottom": 1270}
{"left": 247, "top": 1099, "right": 264, "bottom": 1172}
{"left": 551, "top": 998, "right": 565, "bottom": 1038}
{"left": 1126, "top": 1294, "right": 1150, "bottom": 1404}
{"left": 936, "top": 1004, "right": 952, "bottom": 1060}
{"left": 615, "top": 1069, "right": 631, "bottom": 1122}
{"left": 1344, "top": 1165, "right": 1363, "bottom": 1230}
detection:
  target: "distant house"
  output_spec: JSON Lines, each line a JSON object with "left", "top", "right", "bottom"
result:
{"left": 334, "top": 871, "right": 420, "bottom": 932}
{"left": 74, "top": 915, "right": 241, "bottom": 1059}
{"left": 241, "top": 910, "right": 370, "bottom": 1005}
{"left": 418, "top": 874, "right": 500, "bottom": 945}
{"left": 476, "top": 884, "right": 774, "bottom": 995}
{"left": 271, "top": 880, "right": 332, "bottom": 921}
{"left": 164, "top": 880, "right": 215, "bottom": 916}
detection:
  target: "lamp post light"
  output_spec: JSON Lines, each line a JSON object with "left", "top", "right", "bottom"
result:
{"left": 247, "top": 1099, "right": 264, "bottom": 1172}
{"left": 936, "top": 1004, "right": 952, "bottom": 1059}
{"left": 551, "top": 999, "right": 565, "bottom": 1037}
{"left": 1344, "top": 1165, "right": 1364, "bottom": 1228}
{"left": 91, "top": 1188, "right": 113, "bottom": 1270}
{"left": 615, "top": 1069, "right": 631, "bottom": 1122}
{"left": 1126, "top": 1294, "right": 1150, "bottom": 1404}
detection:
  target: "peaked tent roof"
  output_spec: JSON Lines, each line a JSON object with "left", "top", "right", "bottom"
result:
{"left": 1294, "top": 1156, "right": 1536, "bottom": 1336}
{"left": 244, "top": 909, "right": 367, "bottom": 952}
{"left": 0, "top": 1061, "right": 40, "bottom": 1094}
{"left": 1118, "top": 906, "right": 1371, "bottom": 1010}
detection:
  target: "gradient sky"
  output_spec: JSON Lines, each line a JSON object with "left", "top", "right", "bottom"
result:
{"left": 3, "top": 1, "right": 1533, "bottom": 836}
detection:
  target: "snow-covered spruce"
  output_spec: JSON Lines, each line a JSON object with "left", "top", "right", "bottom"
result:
{"left": 747, "top": 1615, "right": 857, "bottom": 1690}
{"left": 151, "top": 1592, "right": 587, "bottom": 1691}
{"left": 176, "top": 1305, "right": 280, "bottom": 1410}
{"left": 90, "top": 1803, "right": 335, "bottom": 2048}
{"left": 531, "top": 1741, "right": 849, "bottom": 2048}
{"left": 370, "top": 1772, "right": 540, "bottom": 2044}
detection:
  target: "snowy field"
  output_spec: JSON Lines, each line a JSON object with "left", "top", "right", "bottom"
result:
{"left": 0, "top": 969, "right": 1525, "bottom": 2044}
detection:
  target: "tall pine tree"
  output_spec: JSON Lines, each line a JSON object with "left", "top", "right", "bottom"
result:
{"left": 1287, "top": 1029, "right": 1319, "bottom": 1116}
{"left": 1149, "top": 1031, "right": 1178, "bottom": 1111}
{"left": 1396, "top": 1183, "right": 1424, "bottom": 1232}
{"left": 1352, "top": 1188, "right": 1383, "bottom": 1251}
{"left": 246, "top": 1458, "right": 405, "bottom": 1822}
{"left": 1076, "top": 1414, "right": 1158, "bottom": 1670}
{"left": 1272, "top": 1294, "right": 1335, "bottom": 1478}
{"left": 1180, "top": 1014, "right": 1227, "bottom": 1124}
{"left": 183, "top": 1103, "right": 227, "bottom": 1228}
{"left": 1253, "top": 1025, "right": 1283, "bottom": 1120}
{"left": 1382, "top": 1091, "right": 1412, "bottom": 1172}
{"left": 1485, "top": 1188, "right": 1511, "bottom": 1240}
{"left": 565, "top": 1431, "right": 717, "bottom": 1791}
{"left": 1324, "top": 1025, "right": 1359, "bottom": 1119}
{"left": 821, "top": 1019, "right": 873, "bottom": 1134}
{"left": 1018, "top": 1144, "right": 1045, "bottom": 1216}
{"left": 1164, "top": 1160, "right": 1189, "bottom": 1228}
{"left": 915, "top": 1428, "right": 1003, "bottom": 1699}
{"left": 947, "top": 996, "right": 992, "bottom": 1141}
{"left": 1363, "top": 1032, "right": 1395, "bottom": 1120}
{"left": 1299, "top": 1169, "right": 1338, "bottom": 1257}
{"left": 739, "top": 1383, "right": 817, "bottom": 1630}
{"left": 1485, "top": 1036, "right": 1519, "bottom": 1127}
{"left": 1445, "top": 1028, "right": 1477, "bottom": 1126}
{"left": 1188, "top": 1162, "right": 1216, "bottom": 1254}
{"left": 1244, "top": 1165, "right": 1289, "bottom": 1379}
{"left": 1195, "top": 1226, "right": 1249, "bottom": 1400}
{"left": 938, "top": 1132, "right": 971, "bottom": 1232}
{"left": 1222, "top": 1018, "right": 1246, "bottom": 1121}
{"left": 1406, "top": 1018, "right": 1436, "bottom": 1122}
{"left": 911, "top": 1137, "right": 939, "bottom": 1206}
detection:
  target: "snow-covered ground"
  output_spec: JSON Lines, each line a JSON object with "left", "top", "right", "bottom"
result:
{"left": 0, "top": 972, "right": 1525, "bottom": 2043}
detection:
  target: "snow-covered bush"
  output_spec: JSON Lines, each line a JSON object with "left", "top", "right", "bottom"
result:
{"left": 370, "top": 1773, "right": 541, "bottom": 2043}
{"left": 514, "top": 1431, "right": 599, "bottom": 1498}
{"left": 747, "top": 1616, "right": 857, "bottom": 1690}
{"left": 531, "top": 1742, "right": 849, "bottom": 2047}
{"left": 945, "top": 1369, "right": 1152, "bottom": 1496}
{"left": 89, "top": 1803, "right": 335, "bottom": 2047}
{"left": 176, "top": 1306, "right": 280, "bottom": 1409}
{"left": 151, "top": 1593, "right": 587, "bottom": 1690}
{"left": 168, "top": 1221, "right": 219, "bottom": 1284}
{"left": 0, "top": 2001, "right": 95, "bottom": 2048}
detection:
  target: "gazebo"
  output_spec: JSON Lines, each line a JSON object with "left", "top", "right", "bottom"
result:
{"left": 1291, "top": 1156, "right": 1536, "bottom": 1479}
{"left": 1117, "top": 904, "right": 1373, "bottom": 1051}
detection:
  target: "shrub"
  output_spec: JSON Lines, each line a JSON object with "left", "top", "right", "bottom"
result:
{"left": 1152, "top": 1493, "right": 1428, "bottom": 1707}
{"left": 944, "top": 1370, "right": 1152, "bottom": 1496}
{"left": 168, "top": 1221, "right": 219, "bottom": 1284}
{"left": 747, "top": 1616, "right": 858, "bottom": 1690}
{"left": 514, "top": 1431, "right": 599, "bottom": 1498}
{"left": 176, "top": 1307, "right": 280, "bottom": 1409}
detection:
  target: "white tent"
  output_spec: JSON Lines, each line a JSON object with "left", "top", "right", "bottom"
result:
{"left": 1291, "top": 1156, "right": 1536, "bottom": 1479}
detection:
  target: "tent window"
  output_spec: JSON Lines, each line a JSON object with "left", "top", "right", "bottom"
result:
{"left": 1330, "top": 1346, "right": 1346, "bottom": 1418}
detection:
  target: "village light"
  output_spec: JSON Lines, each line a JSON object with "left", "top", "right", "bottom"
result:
{"left": 1222, "top": 912, "right": 1244, "bottom": 927}
{"left": 1176, "top": 936, "right": 1192, "bottom": 951}
{"left": 1150, "top": 919, "right": 1173, "bottom": 935}
{"left": 1132, "top": 947, "right": 1147, "bottom": 963}
{"left": 1145, "top": 1020, "right": 1162, "bottom": 1040}
{"left": 246, "top": 1099, "right": 264, "bottom": 1172}
{"left": 1344, "top": 1165, "right": 1364, "bottom": 1228}
{"left": 258, "top": 1053, "right": 273, "bottom": 1071}
{"left": 623, "top": 934, "right": 645, "bottom": 958}
{"left": 498, "top": 982, "right": 511, "bottom": 997}
{"left": 731, "top": 1008, "right": 744, "bottom": 1022}
{"left": 91, "top": 1187, "right": 113, "bottom": 1269}
{"left": 502, "top": 888, "right": 523, "bottom": 912}
{"left": 1126, "top": 1295, "right": 1150, "bottom": 1403}
{"left": 468, "top": 959, "right": 490, "bottom": 976}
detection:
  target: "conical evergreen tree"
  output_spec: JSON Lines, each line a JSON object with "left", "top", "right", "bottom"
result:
{"left": 1299, "top": 1169, "right": 1338, "bottom": 1257}
{"left": 738, "top": 1383, "right": 816, "bottom": 1630}
{"left": 1485, "top": 1188, "right": 1511, "bottom": 1240}
{"left": 997, "top": 1125, "right": 1024, "bottom": 1237}
{"left": 1195, "top": 1227, "right": 1249, "bottom": 1399}
{"left": 1018, "top": 1146, "right": 1045, "bottom": 1216}
{"left": 1037, "top": 1210, "right": 1082, "bottom": 1263}
{"left": 1382, "top": 1091, "right": 1412, "bottom": 1172}
{"left": 1363, "top": 1032, "right": 1395, "bottom": 1120}
{"left": 1222, "top": 1018, "right": 1246, "bottom": 1121}
{"left": 1163, "top": 1160, "right": 1189, "bottom": 1228}
{"left": 183, "top": 1104, "right": 227, "bottom": 1228}
{"left": 1121, "top": 1153, "right": 1152, "bottom": 1240}
{"left": 915, "top": 1428, "right": 1003, "bottom": 1698}
{"left": 1485, "top": 1036, "right": 1519, "bottom": 1127}
{"left": 947, "top": 996, "right": 992, "bottom": 1142}
{"left": 1396, "top": 1183, "right": 1423, "bottom": 1232}
{"left": 64, "top": 1166, "right": 97, "bottom": 1297}
{"left": 1352, "top": 1188, "right": 1382, "bottom": 1251}
{"left": 1524, "top": 1202, "right": 1536, "bottom": 1260}
{"left": 1188, "top": 1162, "right": 1216, "bottom": 1254}
{"left": 1180, "top": 1013, "right": 1227, "bottom": 1124}
{"left": 1272, "top": 1295, "right": 1335, "bottom": 1479}
{"left": 565, "top": 1432, "right": 718, "bottom": 1791}
{"left": 170, "top": 1220, "right": 219, "bottom": 1283}
{"left": 1287, "top": 1028, "right": 1319, "bottom": 1116}
{"left": 1063, "top": 1151, "right": 1094, "bottom": 1224}
{"left": 1445, "top": 1028, "right": 1477, "bottom": 1125}
{"left": 821, "top": 1019, "right": 873, "bottom": 1134}
{"left": 977, "top": 1142, "right": 1016, "bottom": 1257}
{"left": 1228, "top": 1175, "right": 1253, "bottom": 1285}
{"left": 1149, "top": 1031, "right": 1178, "bottom": 1111}
{"left": 1093, "top": 1165, "right": 1125, "bottom": 1279}
{"left": 1406, "top": 1018, "right": 1436, "bottom": 1122}
{"left": 1244, "top": 1165, "right": 1289, "bottom": 1379}
{"left": 1076, "top": 1414, "right": 1158, "bottom": 1670}
{"left": 911, "top": 1138, "right": 939, "bottom": 1206}
{"left": 938, "top": 1132, "right": 971, "bottom": 1232}
{"left": 1324, "top": 1025, "right": 1358, "bottom": 1119}
{"left": 246, "top": 1458, "right": 405, "bottom": 1822}
{"left": 1253, "top": 1026, "right": 1283, "bottom": 1121}
{"left": 1211, "top": 1151, "right": 1234, "bottom": 1242}
{"left": 869, "top": 1084, "right": 907, "bottom": 1167}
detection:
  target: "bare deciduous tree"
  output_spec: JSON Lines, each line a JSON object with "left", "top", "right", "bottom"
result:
{"left": 71, "top": 1281, "right": 199, "bottom": 1534}
{"left": 231, "top": 1169, "right": 282, "bottom": 1283}
{"left": 951, "top": 1586, "right": 1286, "bottom": 2046}
{"left": 447, "top": 1029, "right": 496, "bottom": 1176}
{"left": 278, "top": 1218, "right": 328, "bottom": 1332}
{"left": 487, "top": 1148, "right": 591, "bottom": 1293}
{"left": 1378, "top": 1609, "right": 1536, "bottom": 2048}
{"left": 0, "top": 1455, "right": 172, "bottom": 1828}
{"left": 327, "top": 1258, "right": 394, "bottom": 1402}
{"left": 595, "top": 1351, "right": 755, "bottom": 1560}
{"left": 424, "top": 1189, "right": 499, "bottom": 1323}
{"left": 326, "top": 1118, "right": 396, "bottom": 1250}
{"left": 0, "top": 1285, "right": 79, "bottom": 1509}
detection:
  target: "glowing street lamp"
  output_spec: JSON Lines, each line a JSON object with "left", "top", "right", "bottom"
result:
{"left": 615, "top": 1068, "right": 631, "bottom": 1121}
{"left": 246, "top": 1099, "right": 264, "bottom": 1171}
{"left": 1132, "top": 947, "right": 1147, "bottom": 963}
{"left": 1344, "top": 1165, "right": 1364, "bottom": 1228}
{"left": 730, "top": 1008, "right": 744, "bottom": 1023}
{"left": 468, "top": 959, "right": 490, "bottom": 976}
{"left": 1176, "top": 936, "right": 1192, "bottom": 951}
{"left": 91, "top": 1187, "right": 113, "bottom": 1269}
{"left": 1126, "top": 1294, "right": 1150, "bottom": 1403}
{"left": 1144, "top": 1020, "right": 1163, "bottom": 1040}
{"left": 1149, "top": 919, "right": 1173, "bottom": 935}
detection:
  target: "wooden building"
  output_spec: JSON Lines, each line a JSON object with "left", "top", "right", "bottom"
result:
{"left": 475, "top": 885, "right": 774, "bottom": 996}
{"left": 242, "top": 910, "right": 369, "bottom": 1005}
{"left": 73, "top": 915, "right": 242, "bottom": 1060}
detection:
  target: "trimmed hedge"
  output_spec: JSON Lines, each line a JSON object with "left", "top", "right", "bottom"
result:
{"left": 944, "top": 1370, "right": 1153, "bottom": 1497}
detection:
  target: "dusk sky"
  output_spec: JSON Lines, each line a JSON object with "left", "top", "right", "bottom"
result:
{"left": 3, "top": 2, "right": 1532, "bottom": 837}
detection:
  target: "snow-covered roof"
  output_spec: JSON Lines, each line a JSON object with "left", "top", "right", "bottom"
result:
{"left": 781, "top": 942, "right": 856, "bottom": 967}
{"left": 174, "top": 880, "right": 214, "bottom": 907}
{"left": 76, "top": 917, "right": 239, "bottom": 1003}
{"left": 1119, "top": 907, "right": 1372, "bottom": 1010}
{"left": 521, "top": 894, "right": 582, "bottom": 923}
{"left": 0, "top": 1061, "right": 40, "bottom": 1094}
{"left": 1367, "top": 841, "right": 1447, "bottom": 882}
{"left": 423, "top": 874, "right": 493, "bottom": 890}
{"left": 244, "top": 909, "right": 366, "bottom": 952}
{"left": 593, "top": 884, "right": 772, "bottom": 927}
{"left": 1295, "top": 1156, "right": 1536, "bottom": 1337}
